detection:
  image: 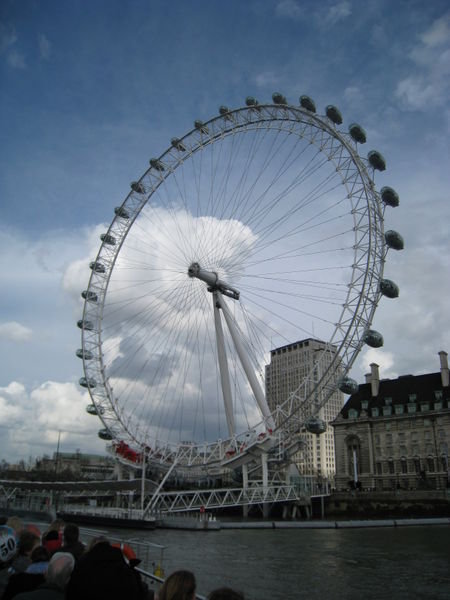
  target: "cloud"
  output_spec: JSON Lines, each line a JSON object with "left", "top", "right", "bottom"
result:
{"left": 0, "top": 380, "right": 106, "bottom": 461}
{"left": 0, "top": 22, "right": 17, "bottom": 53}
{"left": 38, "top": 33, "right": 51, "bottom": 60}
{"left": 253, "top": 71, "right": 281, "bottom": 88}
{"left": 0, "top": 321, "right": 32, "bottom": 342}
{"left": 323, "top": 1, "right": 352, "bottom": 26}
{"left": 7, "top": 49, "right": 26, "bottom": 69}
{"left": 275, "top": 0, "right": 304, "bottom": 20}
{"left": 395, "top": 13, "right": 450, "bottom": 111}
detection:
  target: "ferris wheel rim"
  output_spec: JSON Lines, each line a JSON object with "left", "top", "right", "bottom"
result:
{"left": 78, "top": 99, "right": 391, "bottom": 468}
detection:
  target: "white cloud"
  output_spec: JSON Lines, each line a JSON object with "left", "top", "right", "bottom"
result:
{"left": 0, "top": 321, "right": 32, "bottom": 342}
{"left": 253, "top": 71, "right": 281, "bottom": 88}
{"left": 324, "top": 1, "right": 351, "bottom": 26}
{"left": 7, "top": 49, "right": 26, "bottom": 69}
{"left": 275, "top": 0, "right": 304, "bottom": 20}
{"left": 38, "top": 33, "right": 51, "bottom": 60}
{"left": 0, "top": 380, "right": 106, "bottom": 461}
{"left": 396, "top": 13, "right": 450, "bottom": 111}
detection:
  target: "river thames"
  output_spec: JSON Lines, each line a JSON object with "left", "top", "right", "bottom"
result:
{"left": 102, "top": 524, "right": 449, "bottom": 600}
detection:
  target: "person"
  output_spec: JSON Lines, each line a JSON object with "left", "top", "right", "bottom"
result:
{"left": 13, "top": 551, "right": 75, "bottom": 599}
{"left": 157, "top": 570, "right": 196, "bottom": 600}
{"left": 60, "top": 523, "right": 85, "bottom": 562}
{"left": 208, "top": 588, "right": 245, "bottom": 600}
{"left": 66, "top": 536, "right": 149, "bottom": 600}
{"left": 9, "top": 530, "right": 40, "bottom": 574}
{"left": 42, "top": 520, "right": 64, "bottom": 556}
{"left": 26, "top": 546, "right": 50, "bottom": 574}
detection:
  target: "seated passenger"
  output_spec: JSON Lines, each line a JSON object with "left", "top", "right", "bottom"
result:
{"left": 157, "top": 570, "right": 196, "bottom": 600}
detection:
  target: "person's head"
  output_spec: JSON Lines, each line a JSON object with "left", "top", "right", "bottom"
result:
{"left": 87, "top": 535, "right": 109, "bottom": 552}
{"left": 208, "top": 588, "right": 244, "bottom": 600}
{"left": 47, "top": 519, "right": 64, "bottom": 533}
{"left": 6, "top": 516, "right": 23, "bottom": 535}
{"left": 63, "top": 523, "right": 80, "bottom": 545}
{"left": 30, "top": 545, "right": 50, "bottom": 564}
{"left": 17, "top": 530, "right": 40, "bottom": 556}
{"left": 158, "top": 569, "right": 196, "bottom": 600}
{"left": 46, "top": 552, "right": 75, "bottom": 590}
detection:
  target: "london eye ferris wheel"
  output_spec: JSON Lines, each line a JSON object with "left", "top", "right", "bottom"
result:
{"left": 77, "top": 93, "right": 403, "bottom": 471}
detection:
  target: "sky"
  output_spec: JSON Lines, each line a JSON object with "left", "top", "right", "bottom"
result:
{"left": 0, "top": 0, "right": 449, "bottom": 463}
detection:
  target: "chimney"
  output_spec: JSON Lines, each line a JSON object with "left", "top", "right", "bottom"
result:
{"left": 370, "top": 363, "right": 380, "bottom": 397}
{"left": 365, "top": 373, "right": 371, "bottom": 384}
{"left": 439, "top": 351, "right": 449, "bottom": 388}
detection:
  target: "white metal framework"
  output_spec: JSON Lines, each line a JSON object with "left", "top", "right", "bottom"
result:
{"left": 78, "top": 96, "right": 400, "bottom": 471}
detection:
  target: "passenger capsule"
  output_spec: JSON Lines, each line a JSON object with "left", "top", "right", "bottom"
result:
{"left": 348, "top": 123, "right": 366, "bottom": 144}
{"left": 98, "top": 429, "right": 113, "bottom": 441}
{"left": 90, "top": 261, "right": 106, "bottom": 274}
{"left": 325, "top": 105, "right": 343, "bottom": 124}
{"left": 245, "top": 96, "right": 259, "bottom": 107}
{"left": 77, "top": 319, "right": 94, "bottom": 330}
{"left": 337, "top": 376, "right": 359, "bottom": 395}
{"left": 171, "top": 137, "right": 186, "bottom": 151}
{"left": 300, "top": 95, "right": 316, "bottom": 112}
{"left": 79, "top": 376, "right": 97, "bottom": 388}
{"left": 380, "top": 186, "right": 399, "bottom": 207}
{"left": 379, "top": 278, "right": 399, "bottom": 298}
{"left": 149, "top": 158, "right": 165, "bottom": 171}
{"left": 368, "top": 150, "right": 386, "bottom": 171}
{"left": 114, "top": 206, "right": 130, "bottom": 219}
{"left": 363, "top": 329, "right": 384, "bottom": 348}
{"left": 81, "top": 290, "right": 98, "bottom": 302}
{"left": 86, "top": 404, "right": 104, "bottom": 416}
{"left": 272, "top": 92, "right": 287, "bottom": 105}
{"left": 385, "top": 230, "right": 404, "bottom": 250}
{"left": 130, "top": 181, "right": 145, "bottom": 194}
{"left": 76, "top": 349, "right": 93, "bottom": 360}
{"left": 219, "top": 105, "right": 230, "bottom": 115}
{"left": 100, "top": 233, "right": 116, "bottom": 245}
{"left": 305, "top": 416, "right": 327, "bottom": 435}
{"left": 194, "top": 120, "right": 209, "bottom": 134}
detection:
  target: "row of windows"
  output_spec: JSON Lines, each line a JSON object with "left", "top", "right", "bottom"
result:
{"left": 374, "top": 456, "right": 448, "bottom": 475}
{"left": 348, "top": 401, "right": 445, "bottom": 419}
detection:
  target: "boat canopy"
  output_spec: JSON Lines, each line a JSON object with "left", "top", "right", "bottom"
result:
{"left": 300, "top": 95, "right": 316, "bottom": 112}
{"left": 363, "top": 329, "right": 384, "bottom": 348}
{"left": 348, "top": 123, "right": 366, "bottom": 144}
{"left": 326, "top": 105, "right": 343, "bottom": 124}
{"left": 337, "top": 376, "right": 359, "bottom": 395}
{"left": 380, "top": 278, "right": 399, "bottom": 298}
{"left": 385, "top": 230, "right": 404, "bottom": 250}
{"left": 380, "top": 186, "right": 399, "bottom": 207}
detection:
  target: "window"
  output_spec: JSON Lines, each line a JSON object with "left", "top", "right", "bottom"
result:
{"left": 413, "top": 458, "right": 421, "bottom": 473}
{"left": 384, "top": 397, "right": 392, "bottom": 405}
{"left": 376, "top": 462, "right": 382, "bottom": 475}
{"left": 409, "top": 394, "right": 417, "bottom": 402}
{"left": 348, "top": 408, "right": 358, "bottom": 419}
{"left": 434, "top": 390, "right": 443, "bottom": 400}
{"left": 386, "top": 433, "right": 393, "bottom": 444}
{"left": 388, "top": 460, "right": 395, "bottom": 474}
{"left": 371, "top": 407, "right": 379, "bottom": 417}
{"left": 407, "top": 403, "right": 416, "bottom": 414}
{"left": 374, "top": 434, "right": 380, "bottom": 444}
{"left": 361, "top": 400, "right": 369, "bottom": 410}
{"left": 420, "top": 403, "right": 430, "bottom": 412}
{"left": 382, "top": 406, "right": 392, "bottom": 416}
{"left": 395, "top": 404, "right": 404, "bottom": 415}
{"left": 401, "top": 458, "right": 408, "bottom": 474}
{"left": 427, "top": 457, "right": 435, "bottom": 472}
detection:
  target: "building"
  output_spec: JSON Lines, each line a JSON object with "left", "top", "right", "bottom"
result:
{"left": 265, "top": 338, "right": 344, "bottom": 479}
{"left": 37, "top": 451, "right": 115, "bottom": 480}
{"left": 332, "top": 352, "right": 450, "bottom": 491}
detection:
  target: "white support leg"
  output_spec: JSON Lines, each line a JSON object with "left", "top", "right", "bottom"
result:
{"left": 213, "top": 292, "right": 235, "bottom": 437}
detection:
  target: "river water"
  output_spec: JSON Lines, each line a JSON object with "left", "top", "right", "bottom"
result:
{"left": 96, "top": 524, "right": 449, "bottom": 600}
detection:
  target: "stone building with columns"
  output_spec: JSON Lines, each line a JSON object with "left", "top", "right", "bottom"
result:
{"left": 332, "top": 352, "right": 450, "bottom": 491}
